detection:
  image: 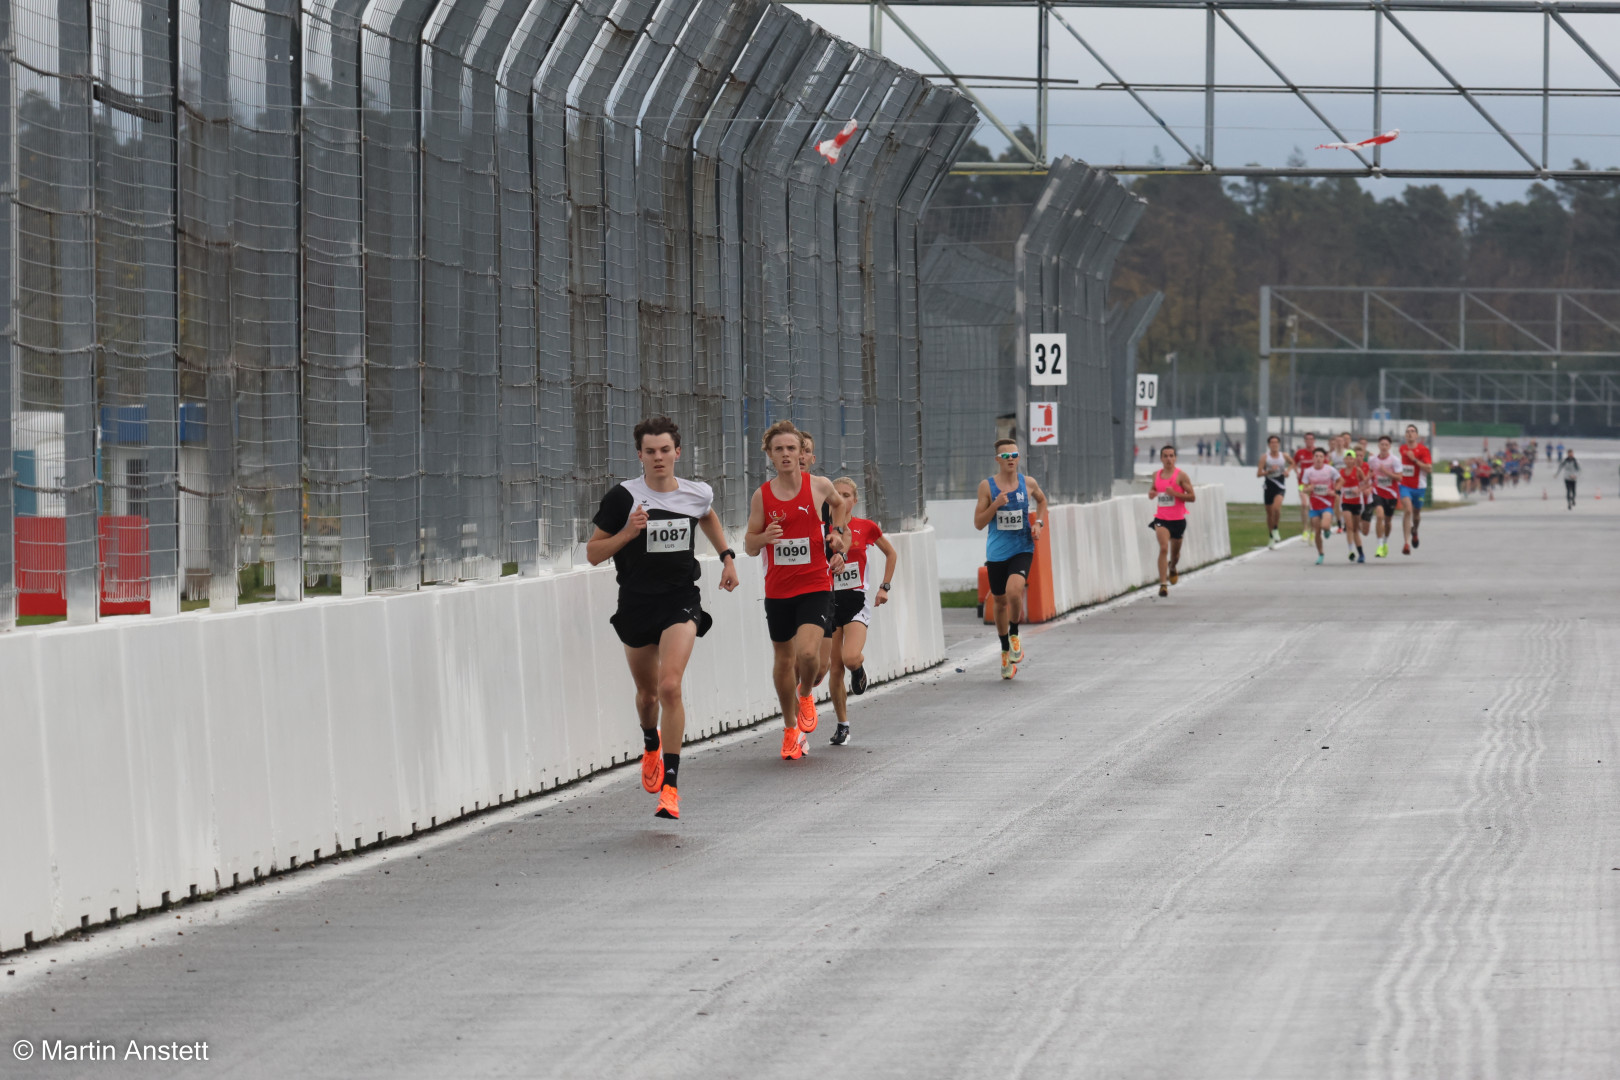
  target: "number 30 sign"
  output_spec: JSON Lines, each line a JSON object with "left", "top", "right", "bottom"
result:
{"left": 1029, "top": 333, "right": 1067, "bottom": 386}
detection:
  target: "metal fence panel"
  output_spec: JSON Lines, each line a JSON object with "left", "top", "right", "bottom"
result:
{"left": 231, "top": 0, "right": 303, "bottom": 600}
{"left": 360, "top": 0, "right": 436, "bottom": 590}
{"left": 304, "top": 0, "right": 372, "bottom": 596}
{"left": 14, "top": 0, "right": 102, "bottom": 622}
{"left": 638, "top": 0, "right": 762, "bottom": 519}
{"left": 493, "top": 0, "right": 572, "bottom": 574}
{"left": 1107, "top": 291, "right": 1163, "bottom": 479}
{"left": 0, "top": 0, "right": 11, "bottom": 629}
{"left": 532, "top": 0, "right": 611, "bottom": 561}
{"left": 1, "top": 0, "right": 979, "bottom": 623}
{"left": 700, "top": 8, "right": 810, "bottom": 516}
{"left": 921, "top": 158, "right": 1154, "bottom": 503}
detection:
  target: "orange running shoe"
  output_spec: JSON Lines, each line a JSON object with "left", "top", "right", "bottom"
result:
{"left": 654, "top": 786, "right": 680, "bottom": 820}
{"left": 641, "top": 740, "right": 663, "bottom": 793}
{"left": 781, "top": 726, "right": 806, "bottom": 760}
{"left": 797, "top": 694, "right": 818, "bottom": 733}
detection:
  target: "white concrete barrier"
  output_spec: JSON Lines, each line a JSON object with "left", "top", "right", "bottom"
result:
{"left": 0, "top": 528, "right": 949, "bottom": 951}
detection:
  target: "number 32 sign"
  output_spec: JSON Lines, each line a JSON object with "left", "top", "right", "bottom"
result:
{"left": 1029, "top": 333, "right": 1067, "bottom": 386}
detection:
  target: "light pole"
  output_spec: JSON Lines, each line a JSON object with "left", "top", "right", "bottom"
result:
{"left": 1550, "top": 359, "right": 1559, "bottom": 427}
{"left": 1166, "top": 351, "right": 1178, "bottom": 453}
{"left": 1285, "top": 314, "right": 1299, "bottom": 447}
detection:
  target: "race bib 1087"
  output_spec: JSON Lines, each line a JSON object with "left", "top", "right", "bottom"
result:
{"left": 644, "top": 517, "right": 691, "bottom": 554}
{"left": 772, "top": 537, "right": 811, "bottom": 566}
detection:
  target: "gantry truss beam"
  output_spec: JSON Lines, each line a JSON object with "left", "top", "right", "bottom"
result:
{"left": 1378, "top": 368, "right": 1620, "bottom": 425}
{"left": 821, "top": 0, "right": 1620, "bottom": 178}
{"left": 1262, "top": 287, "right": 1620, "bottom": 358}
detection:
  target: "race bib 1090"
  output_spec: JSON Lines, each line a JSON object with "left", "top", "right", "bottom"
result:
{"left": 644, "top": 517, "right": 691, "bottom": 554}
{"left": 772, "top": 537, "right": 811, "bottom": 566}
{"left": 833, "top": 563, "right": 862, "bottom": 590}
{"left": 995, "top": 509, "right": 1025, "bottom": 531}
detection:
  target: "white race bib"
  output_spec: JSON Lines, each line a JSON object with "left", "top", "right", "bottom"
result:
{"left": 772, "top": 537, "right": 811, "bottom": 566}
{"left": 644, "top": 517, "right": 691, "bottom": 554}
{"left": 1156, "top": 491, "right": 1175, "bottom": 507}
{"left": 833, "top": 563, "right": 862, "bottom": 591}
{"left": 1401, "top": 463, "right": 1415, "bottom": 476}
{"left": 995, "top": 508, "right": 1024, "bottom": 531}
{"left": 1313, "top": 483, "right": 1330, "bottom": 496}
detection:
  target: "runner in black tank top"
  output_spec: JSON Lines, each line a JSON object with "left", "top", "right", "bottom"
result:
{"left": 586, "top": 416, "right": 739, "bottom": 821}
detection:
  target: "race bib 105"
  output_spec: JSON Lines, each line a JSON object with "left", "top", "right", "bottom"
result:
{"left": 644, "top": 517, "right": 691, "bottom": 554}
{"left": 833, "top": 563, "right": 862, "bottom": 590}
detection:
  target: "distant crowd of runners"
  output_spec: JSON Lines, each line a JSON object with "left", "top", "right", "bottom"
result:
{"left": 1257, "top": 426, "right": 1433, "bottom": 564}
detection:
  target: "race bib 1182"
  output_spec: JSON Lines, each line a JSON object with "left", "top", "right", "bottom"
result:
{"left": 995, "top": 509, "right": 1024, "bottom": 531}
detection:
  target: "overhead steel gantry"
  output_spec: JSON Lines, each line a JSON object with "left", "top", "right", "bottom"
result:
{"left": 816, "top": 0, "right": 1620, "bottom": 180}
{"left": 1257, "top": 285, "right": 1620, "bottom": 442}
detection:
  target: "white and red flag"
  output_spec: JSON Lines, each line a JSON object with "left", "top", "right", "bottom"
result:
{"left": 1316, "top": 128, "right": 1399, "bottom": 151}
{"left": 816, "top": 119, "right": 859, "bottom": 164}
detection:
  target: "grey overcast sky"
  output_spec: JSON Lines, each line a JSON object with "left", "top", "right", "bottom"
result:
{"left": 791, "top": 3, "right": 1620, "bottom": 202}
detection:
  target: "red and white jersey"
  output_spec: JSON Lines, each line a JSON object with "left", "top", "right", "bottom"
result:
{"left": 761, "top": 474, "right": 831, "bottom": 599}
{"left": 834, "top": 517, "right": 884, "bottom": 592}
{"left": 1368, "top": 453, "right": 1402, "bottom": 499}
{"left": 1338, "top": 461, "right": 1367, "bottom": 502}
{"left": 1293, "top": 446, "right": 1318, "bottom": 481}
{"left": 1399, "top": 442, "right": 1432, "bottom": 488}
{"left": 1300, "top": 464, "right": 1340, "bottom": 510}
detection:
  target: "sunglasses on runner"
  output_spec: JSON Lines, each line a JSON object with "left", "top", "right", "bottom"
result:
{"left": 997, "top": 451, "right": 1019, "bottom": 459}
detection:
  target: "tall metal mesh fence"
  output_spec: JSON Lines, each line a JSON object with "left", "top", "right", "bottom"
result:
{"left": 920, "top": 158, "right": 1155, "bottom": 504}
{"left": 0, "top": 0, "right": 976, "bottom": 629}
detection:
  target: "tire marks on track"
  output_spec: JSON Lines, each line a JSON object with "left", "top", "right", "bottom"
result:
{"left": 1364, "top": 621, "right": 1561, "bottom": 1080}
{"left": 1004, "top": 622, "right": 1455, "bottom": 1079}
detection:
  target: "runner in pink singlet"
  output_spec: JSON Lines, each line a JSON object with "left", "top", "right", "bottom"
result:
{"left": 1147, "top": 445, "right": 1195, "bottom": 597}
{"left": 1299, "top": 446, "right": 1341, "bottom": 565}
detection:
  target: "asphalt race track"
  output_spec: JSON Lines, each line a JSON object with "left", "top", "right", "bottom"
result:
{"left": 3, "top": 483, "right": 1617, "bottom": 1079}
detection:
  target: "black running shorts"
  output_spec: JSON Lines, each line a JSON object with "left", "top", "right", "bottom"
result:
{"left": 610, "top": 586, "right": 710, "bottom": 649}
{"left": 832, "top": 588, "right": 868, "bottom": 628}
{"left": 985, "top": 551, "right": 1034, "bottom": 596}
{"left": 1263, "top": 479, "right": 1286, "bottom": 503}
{"left": 1148, "top": 517, "right": 1187, "bottom": 540}
{"left": 764, "top": 590, "right": 833, "bottom": 643}
{"left": 1371, "top": 495, "right": 1398, "bottom": 516}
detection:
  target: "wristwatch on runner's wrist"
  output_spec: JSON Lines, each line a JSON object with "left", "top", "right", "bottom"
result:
{"left": 879, "top": 582, "right": 891, "bottom": 592}
{"left": 719, "top": 548, "right": 736, "bottom": 562}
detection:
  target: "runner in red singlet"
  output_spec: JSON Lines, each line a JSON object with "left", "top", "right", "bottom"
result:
{"left": 1367, "top": 435, "right": 1402, "bottom": 558}
{"left": 1292, "top": 432, "right": 1320, "bottom": 538}
{"left": 744, "top": 420, "right": 849, "bottom": 761}
{"left": 1398, "top": 424, "right": 1433, "bottom": 555}
{"left": 825, "top": 476, "right": 899, "bottom": 747}
{"left": 1337, "top": 450, "right": 1369, "bottom": 563}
